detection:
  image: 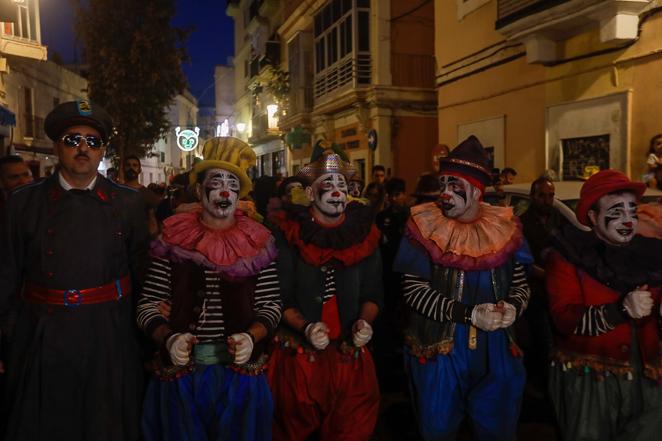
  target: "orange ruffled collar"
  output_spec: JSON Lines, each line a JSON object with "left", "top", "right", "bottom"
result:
{"left": 407, "top": 202, "right": 523, "bottom": 270}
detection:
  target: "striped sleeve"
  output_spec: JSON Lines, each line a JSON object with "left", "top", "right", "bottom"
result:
{"left": 506, "top": 262, "right": 531, "bottom": 316}
{"left": 252, "top": 261, "right": 282, "bottom": 332}
{"left": 137, "top": 257, "right": 171, "bottom": 336}
{"left": 573, "top": 305, "right": 620, "bottom": 336}
{"left": 402, "top": 273, "right": 468, "bottom": 323}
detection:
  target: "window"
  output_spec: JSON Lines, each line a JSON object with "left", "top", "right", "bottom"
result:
{"left": 23, "top": 87, "right": 34, "bottom": 138}
{"left": 313, "top": 0, "right": 371, "bottom": 99}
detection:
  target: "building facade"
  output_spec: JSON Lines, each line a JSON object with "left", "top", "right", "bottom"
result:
{"left": 230, "top": 0, "right": 438, "bottom": 188}
{"left": 5, "top": 57, "right": 86, "bottom": 178}
{"left": 436, "top": 0, "right": 662, "bottom": 182}
{"left": 148, "top": 90, "right": 199, "bottom": 184}
{"left": 0, "top": 0, "right": 47, "bottom": 157}
{"left": 227, "top": 0, "right": 289, "bottom": 179}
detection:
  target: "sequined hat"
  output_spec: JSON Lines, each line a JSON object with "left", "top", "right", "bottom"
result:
{"left": 45, "top": 100, "right": 114, "bottom": 143}
{"left": 190, "top": 137, "right": 256, "bottom": 198}
{"left": 297, "top": 148, "right": 356, "bottom": 184}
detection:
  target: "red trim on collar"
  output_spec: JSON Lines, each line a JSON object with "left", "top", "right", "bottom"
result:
{"left": 273, "top": 211, "right": 380, "bottom": 267}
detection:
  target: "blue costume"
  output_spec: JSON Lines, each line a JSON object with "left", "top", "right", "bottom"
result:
{"left": 393, "top": 135, "right": 532, "bottom": 441}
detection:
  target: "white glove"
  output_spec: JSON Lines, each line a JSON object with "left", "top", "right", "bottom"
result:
{"left": 471, "top": 303, "right": 503, "bottom": 332}
{"left": 622, "top": 286, "right": 653, "bottom": 319}
{"left": 229, "top": 332, "right": 254, "bottom": 365}
{"left": 166, "top": 332, "right": 196, "bottom": 366}
{"left": 498, "top": 301, "right": 517, "bottom": 328}
{"left": 304, "top": 322, "right": 330, "bottom": 350}
{"left": 352, "top": 319, "right": 373, "bottom": 347}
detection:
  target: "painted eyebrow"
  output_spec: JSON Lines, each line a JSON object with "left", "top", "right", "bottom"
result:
{"left": 606, "top": 202, "right": 626, "bottom": 211}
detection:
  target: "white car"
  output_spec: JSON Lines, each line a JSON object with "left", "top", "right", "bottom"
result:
{"left": 484, "top": 181, "right": 662, "bottom": 232}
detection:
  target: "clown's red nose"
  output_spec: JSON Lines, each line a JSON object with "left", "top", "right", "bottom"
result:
{"left": 440, "top": 194, "right": 451, "bottom": 201}
{"left": 623, "top": 221, "right": 633, "bottom": 228}
{"left": 331, "top": 191, "right": 340, "bottom": 197}
{"left": 220, "top": 191, "right": 230, "bottom": 198}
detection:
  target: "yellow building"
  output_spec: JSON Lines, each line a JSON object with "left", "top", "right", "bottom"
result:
{"left": 227, "top": 0, "right": 289, "bottom": 178}
{"left": 0, "top": 0, "right": 47, "bottom": 156}
{"left": 229, "top": 0, "right": 438, "bottom": 188}
{"left": 436, "top": 0, "right": 662, "bottom": 183}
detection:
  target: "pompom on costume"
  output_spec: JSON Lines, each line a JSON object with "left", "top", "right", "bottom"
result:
{"left": 393, "top": 136, "right": 532, "bottom": 441}
{"left": 546, "top": 170, "right": 662, "bottom": 441}
{"left": 267, "top": 149, "right": 383, "bottom": 441}
{"left": 138, "top": 137, "right": 282, "bottom": 441}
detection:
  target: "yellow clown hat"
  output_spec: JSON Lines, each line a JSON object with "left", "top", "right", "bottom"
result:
{"left": 190, "top": 137, "right": 256, "bottom": 198}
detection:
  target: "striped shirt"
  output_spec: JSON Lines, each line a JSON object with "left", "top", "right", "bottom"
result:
{"left": 137, "top": 257, "right": 281, "bottom": 342}
{"left": 573, "top": 305, "right": 618, "bottom": 336}
{"left": 402, "top": 263, "right": 530, "bottom": 322}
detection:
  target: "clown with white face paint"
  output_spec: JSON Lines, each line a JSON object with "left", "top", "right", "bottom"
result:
{"left": 393, "top": 135, "right": 532, "bottom": 441}
{"left": 438, "top": 174, "right": 481, "bottom": 221}
{"left": 268, "top": 149, "right": 383, "bottom": 441}
{"left": 348, "top": 175, "right": 365, "bottom": 198}
{"left": 307, "top": 172, "right": 349, "bottom": 219}
{"left": 546, "top": 169, "right": 662, "bottom": 441}
{"left": 199, "top": 168, "right": 240, "bottom": 221}
{"left": 138, "top": 137, "right": 281, "bottom": 441}
{"left": 588, "top": 192, "right": 638, "bottom": 245}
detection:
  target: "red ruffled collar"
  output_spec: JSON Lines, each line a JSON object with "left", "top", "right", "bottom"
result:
{"left": 272, "top": 210, "right": 380, "bottom": 267}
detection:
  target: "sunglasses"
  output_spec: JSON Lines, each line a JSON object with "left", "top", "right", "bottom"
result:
{"left": 60, "top": 133, "right": 105, "bottom": 149}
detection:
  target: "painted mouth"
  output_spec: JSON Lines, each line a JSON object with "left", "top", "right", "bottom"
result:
{"left": 441, "top": 202, "right": 455, "bottom": 211}
{"left": 616, "top": 228, "right": 633, "bottom": 237}
{"left": 327, "top": 200, "right": 344, "bottom": 206}
{"left": 215, "top": 200, "right": 232, "bottom": 209}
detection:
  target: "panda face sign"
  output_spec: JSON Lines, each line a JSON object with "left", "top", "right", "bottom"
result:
{"left": 176, "top": 126, "right": 200, "bottom": 152}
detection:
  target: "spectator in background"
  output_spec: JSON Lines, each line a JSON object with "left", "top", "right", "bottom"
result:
{"left": 376, "top": 178, "right": 410, "bottom": 278}
{"left": 374, "top": 178, "right": 410, "bottom": 388}
{"left": 251, "top": 175, "right": 278, "bottom": 220}
{"left": 0, "top": 155, "right": 33, "bottom": 196}
{"left": 645, "top": 133, "right": 662, "bottom": 185}
{"left": 155, "top": 172, "right": 195, "bottom": 223}
{"left": 123, "top": 155, "right": 160, "bottom": 236}
{"left": 412, "top": 173, "right": 441, "bottom": 205}
{"left": 372, "top": 165, "right": 386, "bottom": 185}
{"left": 106, "top": 167, "right": 118, "bottom": 182}
{"left": 0, "top": 155, "right": 33, "bottom": 226}
{"left": 348, "top": 174, "right": 365, "bottom": 198}
{"left": 500, "top": 167, "right": 518, "bottom": 185}
{"left": 432, "top": 144, "right": 450, "bottom": 174}
{"left": 365, "top": 181, "right": 386, "bottom": 212}
{"left": 517, "top": 177, "right": 564, "bottom": 407}
{"left": 277, "top": 176, "right": 306, "bottom": 205}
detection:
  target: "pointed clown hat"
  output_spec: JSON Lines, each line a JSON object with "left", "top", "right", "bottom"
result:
{"left": 190, "top": 137, "right": 256, "bottom": 198}
{"left": 297, "top": 139, "right": 356, "bottom": 184}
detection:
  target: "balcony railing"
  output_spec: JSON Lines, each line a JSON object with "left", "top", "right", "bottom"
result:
{"left": 314, "top": 52, "right": 371, "bottom": 101}
{"left": 0, "top": 22, "right": 47, "bottom": 60}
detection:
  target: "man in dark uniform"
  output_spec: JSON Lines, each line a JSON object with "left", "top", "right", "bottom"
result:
{"left": 0, "top": 100, "right": 150, "bottom": 441}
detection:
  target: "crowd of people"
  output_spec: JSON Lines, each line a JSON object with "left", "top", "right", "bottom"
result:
{"left": 0, "top": 100, "right": 660, "bottom": 441}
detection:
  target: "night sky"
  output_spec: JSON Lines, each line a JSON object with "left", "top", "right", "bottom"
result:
{"left": 40, "top": 0, "right": 235, "bottom": 107}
